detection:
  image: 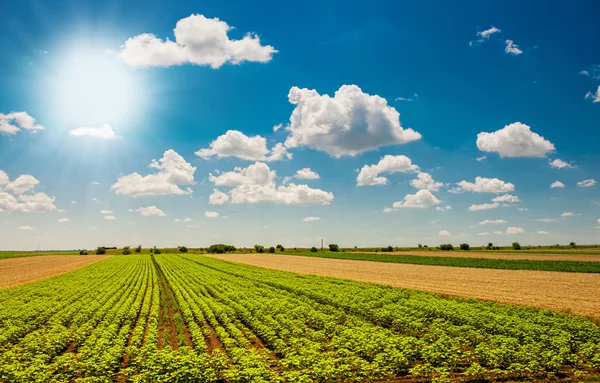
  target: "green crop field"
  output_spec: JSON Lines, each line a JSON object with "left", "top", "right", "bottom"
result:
{"left": 0, "top": 251, "right": 79, "bottom": 260}
{"left": 280, "top": 251, "right": 600, "bottom": 273}
{"left": 1, "top": 254, "right": 599, "bottom": 382}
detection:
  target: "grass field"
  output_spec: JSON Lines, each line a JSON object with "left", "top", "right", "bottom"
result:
{"left": 280, "top": 251, "right": 600, "bottom": 273}
{"left": 0, "top": 251, "right": 78, "bottom": 260}
{"left": 1, "top": 253, "right": 599, "bottom": 382}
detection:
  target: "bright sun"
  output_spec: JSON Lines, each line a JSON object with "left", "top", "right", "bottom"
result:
{"left": 50, "top": 47, "right": 142, "bottom": 128}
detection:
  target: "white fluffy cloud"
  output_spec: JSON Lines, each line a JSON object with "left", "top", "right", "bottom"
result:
{"left": 468, "top": 202, "right": 500, "bottom": 211}
{"left": 577, "top": 179, "right": 597, "bottom": 187}
{"left": 505, "top": 226, "right": 525, "bottom": 234}
{"left": 100, "top": 209, "right": 113, "bottom": 214}
{"left": 118, "top": 14, "right": 276, "bottom": 68}
{"left": 209, "top": 162, "right": 334, "bottom": 206}
{"left": 18, "top": 225, "right": 34, "bottom": 231}
{"left": 476, "top": 122, "right": 555, "bottom": 158}
{"left": 295, "top": 168, "right": 320, "bottom": 180}
{"left": 205, "top": 211, "right": 220, "bottom": 218}
{"left": 410, "top": 172, "right": 444, "bottom": 192}
{"left": 491, "top": 194, "right": 520, "bottom": 203}
{"left": 3, "top": 175, "right": 40, "bottom": 195}
{"left": 357, "top": 155, "right": 419, "bottom": 186}
{"left": 479, "top": 219, "right": 507, "bottom": 225}
{"left": 105, "top": 215, "right": 117, "bottom": 220}
{"left": 302, "top": 216, "right": 321, "bottom": 222}
{"left": 505, "top": 40, "right": 522, "bottom": 55}
{"left": 537, "top": 231, "right": 550, "bottom": 235}
{"left": 436, "top": 205, "right": 452, "bottom": 211}
{"left": 69, "top": 124, "right": 118, "bottom": 140}
{"left": 0, "top": 112, "right": 44, "bottom": 135}
{"left": 137, "top": 206, "right": 166, "bottom": 216}
{"left": 58, "top": 218, "right": 69, "bottom": 223}
{"left": 585, "top": 86, "right": 600, "bottom": 103}
{"left": 0, "top": 171, "right": 56, "bottom": 213}
{"left": 469, "top": 26, "right": 501, "bottom": 46}
{"left": 550, "top": 181, "right": 565, "bottom": 188}
{"left": 549, "top": 159, "right": 574, "bottom": 169}
{"left": 393, "top": 189, "right": 441, "bottom": 208}
{"left": 112, "top": 149, "right": 196, "bottom": 197}
{"left": 209, "top": 189, "right": 230, "bottom": 205}
{"left": 196, "top": 130, "right": 290, "bottom": 161}
{"left": 174, "top": 217, "right": 193, "bottom": 223}
{"left": 439, "top": 230, "right": 452, "bottom": 236}
{"left": 284, "top": 85, "right": 421, "bottom": 157}
{"left": 453, "top": 177, "right": 515, "bottom": 193}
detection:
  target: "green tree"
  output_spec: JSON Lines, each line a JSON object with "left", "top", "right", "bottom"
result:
{"left": 439, "top": 244, "right": 454, "bottom": 251}
{"left": 268, "top": 246, "right": 276, "bottom": 253}
{"left": 310, "top": 247, "right": 318, "bottom": 252}
{"left": 95, "top": 247, "right": 106, "bottom": 255}
{"left": 254, "top": 245, "right": 265, "bottom": 253}
{"left": 328, "top": 244, "right": 340, "bottom": 252}
{"left": 178, "top": 246, "right": 188, "bottom": 253}
{"left": 135, "top": 245, "right": 142, "bottom": 253}
{"left": 512, "top": 242, "right": 521, "bottom": 250}
{"left": 459, "top": 243, "right": 470, "bottom": 250}
{"left": 122, "top": 246, "right": 132, "bottom": 255}
{"left": 79, "top": 249, "right": 88, "bottom": 255}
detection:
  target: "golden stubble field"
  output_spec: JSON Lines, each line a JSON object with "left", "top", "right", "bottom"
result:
{"left": 209, "top": 253, "right": 600, "bottom": 321}
{"left": 0, "top": 255, "right": 110, "bottom": 288}
{"left": 361, "top": 250, "right": 600, "bottom": 262}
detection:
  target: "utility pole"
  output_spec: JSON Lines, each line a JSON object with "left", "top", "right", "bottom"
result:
{"left": 321, "top": 238, "right": 323, "bottom": 250}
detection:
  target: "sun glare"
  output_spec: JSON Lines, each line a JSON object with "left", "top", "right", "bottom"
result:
{"left": 50, "top": 47, "right": 142, "bottom": 128}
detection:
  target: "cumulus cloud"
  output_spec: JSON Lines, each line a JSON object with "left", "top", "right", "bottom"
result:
{"left": 205, "top": 211, "right": 219, "bottom": 218}
{"left": 436, "top": 205, "right": 452, "bottom": 211}
{"left": 393, "top": 189, "right": 441, "bottom": 208}
{"left": 302, "top": 216, "right": 321, "bottom": 222}
{"left": 585, "top": 86, "right": 600, "bottom": 103}
{"left": 0, "top": 112, "right": 44, "bottom": 135}
{"left": 410, "top": 172, "right": 444, "bottom": 192}
{"left": 536, "top": 218, "right": 558, "bottom": 223}
{"left": 18, "top": 225, "right": 34, "bottom": 231}
{"left": 0, "top": 171, "right": 56, "bottom": 213}
{"left": 476, "top": 156, "right": 487, "bottom": 162}
{"left": 284, "top": 85, "right": 421, "bottom": 157}
{"left": 505, "top": 226, "right": 525, "bottom": 234}
{"left": 174, "top": 217, "right": 193, "bottom": 223}
{"left": 100, "top": 209, "right": 114, "bottom": 214}
{"left": 550, "top": 181, "right": 565, "bottom": 188}
{"left": 383, "top": 207, "right": 392, "bottom": 213}
{"left": 118, "top": 14, "right": 276, "bottom": 68}
{"left": 479, "top": 219, "right": 507, "bottom": 225}
{"left": 476, "top": 122, "right": 555, "bottom": 158}
{"left": 137, "top": 206, "right": 166, "bottom": 216}
{"left": 209, "top": 189, "right": 230, "bottom": 205}
{"left": 208, "top": 162, "right": 334, "bottom": 206}
{"left": 491, "top": 194, "right": 520, "bottom": 203}
{"left": 549, "top": 159, "right": 574, "bottom": 169}
{"left": 295, "top": 168, "right": 320, "bottom": 180}
{"left": 505, "top": 40, "right": 522, "bottom": 55}
{"left": 577, "top": 179, "right": 597, "bottom": 187}
{"left": 537, "top": 231, "right": 550, "bottom": 235}
{"left": 468, "top": 203, "right": 500, "bottom": 211}
{"left": 439, "top": 230, "right": 452, "bottom": 236}
{"left": 357, "top": 155, "right": 419, "bottom": 186}
{"left": 58, "top": 218, "right": 69, "bottom": 223}
{"left": 195, "top": 130, "right": 290, "bottom": 161}
{"left": 112, "top": 149, "right": 196, "bottom": 197}
{"left": 477, "top": 232, "right": 490, "bottom": 236}
{"left": 69, "top": 124, "right": 119, "bottom": 140}
{"left": 453, "top": 177, "right": 514, "bottom": 193}
{"left": 104, "top": 215, "right": 117, "bottom": 220}
{"left": 3, "top": 175, "right": 40, "bottom": 195}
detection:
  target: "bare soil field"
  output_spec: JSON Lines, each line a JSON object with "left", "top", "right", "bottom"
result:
{"left": 361, "top": 251, "right": 600, "bottom": 262}
{"left": 209, "top": 253, "right": 600, "bottom": 321}
{"left": 0, "top": 255, "right": 110, "bottom": 288}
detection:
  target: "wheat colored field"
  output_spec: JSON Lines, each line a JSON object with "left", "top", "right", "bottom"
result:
{"left": 0, "top": 255, "right": 110, "bottom": 288}
{"left": 210, "top": 253, "right": 600, "bottom": 321}
{"left": 361, "top": 250, "right": 600, "bottom": 262}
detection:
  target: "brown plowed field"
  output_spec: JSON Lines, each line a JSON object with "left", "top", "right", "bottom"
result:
{"left": 360, "top": 251, "right": 600, "bottom": 262}
{"left": 0, "top": 255, "right": 110, "bottom": 288}
{"left": 209, "top": 254, "right": 600, "bottom": 321}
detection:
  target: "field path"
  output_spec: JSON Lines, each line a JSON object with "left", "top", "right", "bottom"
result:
{"left": 209, "top": 253, "right": 600, "bottom": 321}
{"left": 360, "top": 251, "right": 600, "bottom": 262}
{"left": 0, "top": 255, "right": 110, "bottom": 288}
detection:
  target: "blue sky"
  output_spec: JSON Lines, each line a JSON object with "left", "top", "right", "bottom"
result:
{"left": 1, "top": 0, "right": 600, "bottom": 250}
